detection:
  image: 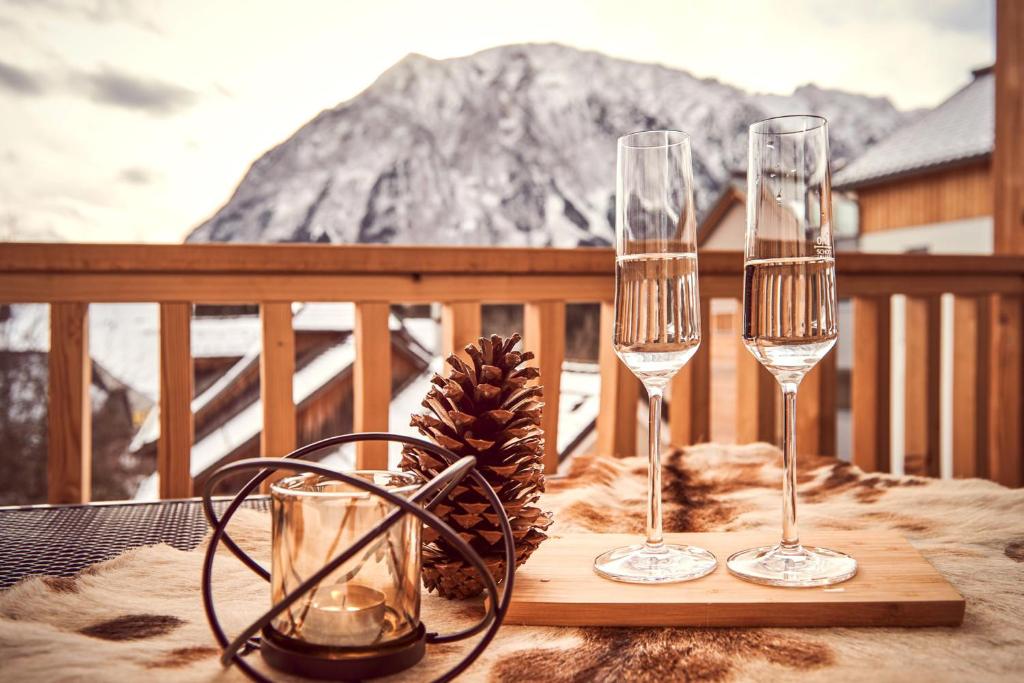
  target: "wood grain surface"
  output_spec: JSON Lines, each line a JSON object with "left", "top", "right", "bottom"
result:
{"left": 505, "top": 530, "right": 965, "bottom": 628}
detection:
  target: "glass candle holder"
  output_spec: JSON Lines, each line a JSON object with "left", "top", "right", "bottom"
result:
{"left": 269, "top": 471, "right": 421, "bottom": 650}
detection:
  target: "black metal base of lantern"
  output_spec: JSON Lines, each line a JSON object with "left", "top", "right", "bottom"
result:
{"left": 260, "top": 623, "right": 427, "bottom": 681}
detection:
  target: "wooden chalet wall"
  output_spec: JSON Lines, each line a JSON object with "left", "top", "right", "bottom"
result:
{"left": 856, "top": 161, "right": 992, "bottom": 234}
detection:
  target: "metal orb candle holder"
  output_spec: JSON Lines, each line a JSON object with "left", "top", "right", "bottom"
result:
{"left": 200, "top": 433, "right": 515, "bottom": 683}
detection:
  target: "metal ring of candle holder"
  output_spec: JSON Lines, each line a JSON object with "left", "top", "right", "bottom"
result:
{"left": 200, "top": 432, "right": 516, "bottom": 683}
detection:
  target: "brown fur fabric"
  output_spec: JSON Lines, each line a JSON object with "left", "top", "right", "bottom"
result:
{"left": 2, "top": 443, "right": 1023, "bottom": 681}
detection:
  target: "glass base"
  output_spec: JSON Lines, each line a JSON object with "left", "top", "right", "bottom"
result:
{"left": 726, "top": 543, "right": 857, "bottom": 587}
{"left": 593, "top": 543, "right": 717, "bottom": 584}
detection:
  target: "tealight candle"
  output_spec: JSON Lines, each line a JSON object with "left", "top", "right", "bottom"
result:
{"left": 301, "top": 583, "right": 387, "bottom": 647}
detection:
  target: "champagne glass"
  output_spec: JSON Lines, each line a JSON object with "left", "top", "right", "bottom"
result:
{"left": 593, "top": 130, "right": 717, "bottom": 584}
{"left": 727, "top": 115, "right": 856, "bottom": 587}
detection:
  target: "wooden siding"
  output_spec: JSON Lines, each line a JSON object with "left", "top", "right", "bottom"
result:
{"left": 857, "top": 161, "right": 992, "bottom": 234}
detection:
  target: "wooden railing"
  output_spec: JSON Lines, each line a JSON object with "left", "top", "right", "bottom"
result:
{"left": 0, "top": 243, "right": 1021, "bottom": 503}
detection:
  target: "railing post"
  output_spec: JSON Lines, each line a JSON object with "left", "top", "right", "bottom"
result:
{"left": 952, "top": 296, "right": 986, "bottom": 478}
{"left": 669, "top": 296, "right": 711, "bottom": 446}
{"left": 354, "top": 302, "right": 391, "bottom": 469}
{"left": 260, "top": 302, "right": 296, "bottom": 471}
{"left": 158, "top": 302, "right": 193, "bottom": 499}
{"left": 441, "top": 301, "right": 481, "bottom": 363}
{"left": 524, "top": 301, "right": 565, "bottom": 474}
{"left": 992, "top": 3, "right": 1024, "bottom": 487}
{"left": 736, "top": 330, "right": 777, "bottom": 444}
{"left": 797, "top": 350, "right": 838, "bottom": 457}
{"left": 47, "top": 303, "right": 91, "bottom": 504}
{"left": 852, "top": 296, "right": 892, "bottom": 473}
{"left": 903, "top": 296, "right": 942, "bottom": 477}
{"left": 985, "top": 294, "right": 1023, "bottom": 487}
{"left": 597, "top": 300, "right": 638, "bottom": 457}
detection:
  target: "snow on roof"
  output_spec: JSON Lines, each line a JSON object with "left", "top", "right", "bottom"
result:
{"left": 134, "top": 338, "right": 357, "bottom": 499}
{"left": 293, "top": 302, "right": 358, "bottom": 332}
{"left": 1, "top": 302, "right": 369, "bottom": 408}
{"left": 557, "top": 361, "right": 601, "bottom": 453}
{"left": 1, "top": 303, "right": 163, "bottom": 400}
{"left": 0, "top": 304, "right": 48, "bottom": 352}
{"left": 400, "top": 317, "right": 439, "bottom": 365}
{"left": 319, "top": 359, "right": 602, "bottom": 473}
{"left": 132, "top": 317, "right": 602, "bottom": 501}
{"left": 319, "top": 358, "right": 444, "bottom": 473}
{"left": 131, "top": 309, "right": 413, "bottom": 453}
{"left": 834, "top": 69, "right": 993, "bottom": 189}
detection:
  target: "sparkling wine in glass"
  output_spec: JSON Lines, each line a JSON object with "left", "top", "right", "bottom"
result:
{"left": 593, "top": 130, "right": 717, "bottom": 584}
{"left": 727, "top": 114, "right": 856, "bottom": 587}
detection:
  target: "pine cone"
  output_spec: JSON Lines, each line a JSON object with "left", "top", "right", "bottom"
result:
{"left": 400, "top": 333, "right": 553, "bottom": 599}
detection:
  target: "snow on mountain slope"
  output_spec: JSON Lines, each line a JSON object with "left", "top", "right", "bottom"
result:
{"left": 187, "top": 43, "right": 909, "bottom": 247}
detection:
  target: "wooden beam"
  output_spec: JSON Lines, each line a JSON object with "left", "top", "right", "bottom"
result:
{"left": 990, "top": 1, "right": 1024, "bottom": 488}
{"left": 994, "top": 0, "right": 1024, "bottom": 254}
{"left": 669, "top": 297, "right": 712, "bottom": 446}
{"left": 441, "top": 301, "right": 481, "bottom": 363}
{"left": 852, "top": 297, "right": 891, "bottom": 473}
{"left": 735, "top": 337, "right": 777, "bottom": 444}
{"left": 903, "top": 297, "right": 942, "bottom": 477}
{"left": 260, "top": 302, "right": 296, "bottom": 463}
{"left": 797, "top": 349, "right": 838, "bottom": 457}
{"left": 524, "top": 301, "right": 566, "bottom": 474}
{"left": 354, "top": 302, "right": 391, "bottom": 470}
{"left": 597, "top": 300, "right": 639, "bottom": 457}
{"left": 985, "top": 294, "right": 1023, "bottom": 487}
{"left": 47, "top": 303, "right": 91, "bottom": 504}
{"left": 158, "top": 302, "right": 193, "bottom": 499}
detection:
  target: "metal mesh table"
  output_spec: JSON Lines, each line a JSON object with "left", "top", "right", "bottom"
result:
{"left": 0, "top": 498, "right": 270, "bottom": 590}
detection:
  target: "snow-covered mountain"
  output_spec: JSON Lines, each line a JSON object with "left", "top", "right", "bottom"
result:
{"left": 187, "top": 43, "right": 910, "bottom": 247}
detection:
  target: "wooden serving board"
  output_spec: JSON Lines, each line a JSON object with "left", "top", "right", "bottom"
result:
{"left": 505, "top": 531, "right": 964, "bottom": 627}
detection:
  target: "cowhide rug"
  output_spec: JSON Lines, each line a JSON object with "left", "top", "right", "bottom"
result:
{"left": 2, "top": 443, "right": 1023, "bottom": 682}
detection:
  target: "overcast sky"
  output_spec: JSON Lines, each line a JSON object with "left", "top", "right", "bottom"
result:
{"left": 0, "top": 0, "right": 995, "bottom": 244}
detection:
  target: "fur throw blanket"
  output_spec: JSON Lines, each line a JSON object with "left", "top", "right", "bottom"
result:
{"left": 2, "top": 443, "right": 1023, "bottom": 682}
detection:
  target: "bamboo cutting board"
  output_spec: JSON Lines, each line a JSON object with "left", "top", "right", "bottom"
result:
{"left": 504, "top": 531, "right": 964, "bottom": 627}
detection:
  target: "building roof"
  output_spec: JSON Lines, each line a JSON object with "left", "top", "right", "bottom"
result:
{"left": 834, "top": 67, "right": 993, "bottom": 190}
{"left": 697, "top": 181, "right": 745, "bottom": 246}
{"left": 0, "top": 302, "right": 368, "bottom": 404}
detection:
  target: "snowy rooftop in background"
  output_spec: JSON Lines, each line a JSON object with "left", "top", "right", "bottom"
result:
{"left": 134, "top": 343, "right": 602, "bottom": 500}
{"left": 834, "top": 68, "right": 993, "bottom": 190}
{"left": 0, "top": 302, "right": 368, "bottom": 403}
{"left": 133, "top": 337, "right": 360, "bottom": 500}
{"left": 307, "top": 360, "right": 601, "bottom": 480}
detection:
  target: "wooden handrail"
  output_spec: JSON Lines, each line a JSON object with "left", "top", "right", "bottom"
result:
{"left": 1, "top": 242, "right": 1021, "bottom": 502}
{"left": 3, "top": 243, "right": 1023, "bottom": 276}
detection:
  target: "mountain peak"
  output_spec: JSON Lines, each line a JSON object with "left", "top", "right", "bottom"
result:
{"left": 187, "top": 43, "right": 911, "bottom": 246}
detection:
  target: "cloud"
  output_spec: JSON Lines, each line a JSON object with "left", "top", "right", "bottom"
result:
{"left": 118, "top": 166, "right": 156, "bottom": 184}
{"left": 0, "top": 60, "right": 45, "bottom": 95}
{"left": 0, "top": 57, "right": 197, "bottom": 114}
{"left": 812, "top": 0, "right": 993, "bottom": 37}
{"left": 6, "top": 0, "right": 161, "bottom": 33}
{"left": 926, "top": 0, "right": 994, "bottom": 37}
{"left": 73, "top": 67, "right": 197, "bottom": 115}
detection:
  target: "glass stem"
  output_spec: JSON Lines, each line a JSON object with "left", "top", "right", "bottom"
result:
{"left": 645, "top": 386, "right": 664, "bottom": 549}
{"left": 781, "top": 384, "right": 800, "bottom": 551}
